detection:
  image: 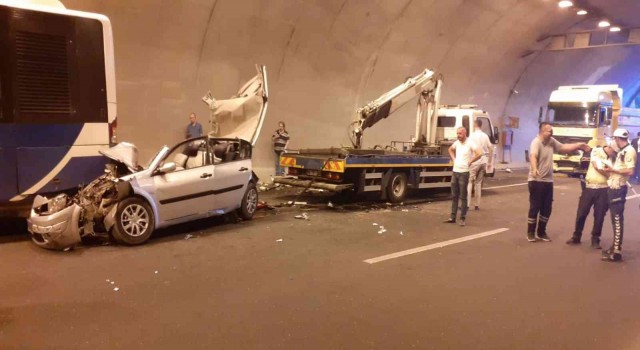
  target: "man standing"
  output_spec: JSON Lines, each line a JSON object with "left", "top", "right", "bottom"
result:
{"left": 527, "top": 122, "right": 590, "bottom": 242}
{"left": 272, "top": 121, "right": 290, "bottom": 176}
{"left": 631, "top": 132, "right": 640, "bottom": 183}
{"left": 467, "top": 119, "right": 493, "bottom": 210}
{"left": 601, "top": 128, "right": 636, "bottom": 262}
{"left": 186, "top": 112, "right": 203, "bottom": 139}
{"left": 566, "top": 145, "right": 616, "bottom": 248}
{"left": 445, "top": 127, "right": 482, "bottom": 227}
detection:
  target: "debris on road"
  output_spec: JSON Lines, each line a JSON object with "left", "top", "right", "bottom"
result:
{"left": 256, "top": 201, "right": 275, "bottom": 210}
{"left": 185, "top": 233, "right": 198, "bottom": 240}
{"left": 327, "top": 201, "right": 334, "bottom": 208}
{"left": 294, "top": 201, "right": 307, "bottom": 205}
{"left": 276, "top": 238, "right": 284, "bottom": 242}
{"left": 402, "top": 209, "right": 409, "bottom": 212}
{"left": 378, "top": 226, "right": 387, "bottom": 234}
{"left": 400, "top": 231, "right": 404, "bottom": 235}
{"left": 505, "top": 168, "right": 512, "bottom": 173}
{"left": 372, "top": 223, "right": 378, "bottom": 226}
{"left": 113, "top": 287, "right": 119, "bottom": 292}
{"left": 294, "top": 213, "right": 310, "bottom": 220}
{"left": 154, "top": 270, "right": 158, "bottom": 274}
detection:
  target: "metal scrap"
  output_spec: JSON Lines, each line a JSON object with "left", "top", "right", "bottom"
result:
{"left": 294, "top": 213, "right": 310, "bottom": 220}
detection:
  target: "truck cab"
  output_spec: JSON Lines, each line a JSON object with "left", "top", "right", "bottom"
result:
{"left": 436, "top": 105, "right": 500, "bottom": 176}
{"left": 545, "top": 85, "right": 620, "bottom": 174}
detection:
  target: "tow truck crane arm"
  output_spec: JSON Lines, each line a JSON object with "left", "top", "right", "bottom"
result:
{"left": 350, "top": 68, "right": 443, "bottom": 149}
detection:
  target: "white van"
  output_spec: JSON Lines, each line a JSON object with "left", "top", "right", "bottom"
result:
{"left": 436, "top": 105, "right": 499, "bottom": 176}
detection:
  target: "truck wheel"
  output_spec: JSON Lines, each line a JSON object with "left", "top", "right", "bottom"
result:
{"left": 111, "top": 197, "right": 155, "bottom": 245}
{"left": 237, "top": 182, "right": 258, "bottom": 220}
{"left": 387, "top": 173, "right": 408, "bottom": 203}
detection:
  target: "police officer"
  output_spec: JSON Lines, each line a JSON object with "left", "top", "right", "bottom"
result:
{"left": 601, "top": 128, "right": 636, "bottom": 262}
{"left": 566, "top": 145, "right": 616, "bottom": 248}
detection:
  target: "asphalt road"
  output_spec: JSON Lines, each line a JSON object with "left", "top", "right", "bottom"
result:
{"left": 2, "top": 169, "right": 640, "bottom": 349}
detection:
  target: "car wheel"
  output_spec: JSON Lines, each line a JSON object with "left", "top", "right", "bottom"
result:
{"left": 237, "top": 182, "right": 258, "bottom": 220}
{"left": 387, "top": 172, "right": 407, "bottom": 203}
{"left": 111, "top": 197, "right": 155, "bottom": 245}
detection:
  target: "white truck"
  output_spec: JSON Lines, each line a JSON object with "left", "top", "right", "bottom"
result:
{"left": 545, "top": 85, "right": 640, "bottom": 174}
{"left": 435, "top": 105, "right": 499, "bottom": 176}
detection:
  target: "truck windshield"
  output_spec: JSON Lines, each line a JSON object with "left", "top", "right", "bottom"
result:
{"left": 547, "top": 105, "right": 598, "bottom": 127}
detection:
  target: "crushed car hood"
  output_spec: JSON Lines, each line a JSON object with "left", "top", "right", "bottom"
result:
{"left": 202, "top": 65, "right": 268, "bottom": 145}
{"left": 99, "top": 142, "right": 140, "bottom": 173}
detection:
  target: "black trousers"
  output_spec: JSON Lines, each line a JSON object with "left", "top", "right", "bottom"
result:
{"left": 607, "top": 187, "right": 628, "bottom": 252}
{"left": 450, "top": 172, "right": 469, "bottom": 220}
{"left": 528, "top": 181, "right": 553, "bottom": 235}
{"left": 573, "top": 187, "right": 609, "bottom": 240}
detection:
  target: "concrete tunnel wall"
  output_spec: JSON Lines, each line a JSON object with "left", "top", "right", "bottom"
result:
{"left": 60, "top": 0, "right": 621, "bottom": 177}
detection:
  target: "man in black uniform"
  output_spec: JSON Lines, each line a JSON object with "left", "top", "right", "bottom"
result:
{"left": 566, "top": 145, "right": 616, "bottom": 248}
{"left": 602, "top": 128, "right": 636, "bottom": 262}
{"left": 631, "top": 132, "right": 640, "bottom": 183}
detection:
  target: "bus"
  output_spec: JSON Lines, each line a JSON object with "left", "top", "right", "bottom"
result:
{"left": 0, "top": 0, "right": 116, "bottom": 216}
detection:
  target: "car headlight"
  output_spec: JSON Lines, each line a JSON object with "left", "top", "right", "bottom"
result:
{"left": 47, "top": 194, "right": 69, "bottom": 214}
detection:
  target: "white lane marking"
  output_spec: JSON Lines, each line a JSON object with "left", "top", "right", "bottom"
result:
{"left": 364, "top": 228, "right": 510, "bottom": 264}
{"left": 484, "top": 183, "right": 528, "bottom": 190}
{"left": 626, "top": 193, "right": 640, "bottom": 200}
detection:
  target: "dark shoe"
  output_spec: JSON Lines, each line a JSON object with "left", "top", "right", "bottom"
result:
{"left": 474, "top": 206, "right": 480, "bottom": 211}
{"left": 444, "top": 218, "right": 456, "bottom": 224}
{"left": 566, "top": 237, "right": 581, "bottom": 245}
{"left": 601, "top": 249, "right": 622, "bottom": 262}
{"left": 591, "top": 238, "right": 601, "bottom": 249}
{"left": 527, "top": 232, "right": 537, "bottom": 242}
{"left": 459, "top": 219, "right": 466, "bottom": 227}
{"left": 537, "top": 233, "right": 552, "bottom": 242}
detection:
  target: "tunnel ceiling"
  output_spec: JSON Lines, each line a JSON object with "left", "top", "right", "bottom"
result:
{"left": 58, "top": 0, "right": 640, "bottom": 173}
{"left": 584, "top": 0, "right": 640, "bottom": 27}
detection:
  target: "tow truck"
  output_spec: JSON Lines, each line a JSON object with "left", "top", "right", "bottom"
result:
{"left": 274, "top": 68, "right": 499, "bottom": 202}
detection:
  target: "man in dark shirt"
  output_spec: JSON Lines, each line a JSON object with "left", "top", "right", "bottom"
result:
{"left": 272, "top": 121, "right": 290, "bottom": 176}
{"left": 186, "top": 112, "right": 203, "bottom": 139}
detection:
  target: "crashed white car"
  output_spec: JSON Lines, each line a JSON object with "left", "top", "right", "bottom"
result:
{"left": 28, "top": 138, "right": 259, "bottom": 249}
{"left": 27, "top": 65, "right": 268, "bottom": 250}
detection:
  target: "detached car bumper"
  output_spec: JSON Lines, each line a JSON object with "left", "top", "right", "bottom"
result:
{"left": 27, "top": 203, "right": 82, "bottom": 250}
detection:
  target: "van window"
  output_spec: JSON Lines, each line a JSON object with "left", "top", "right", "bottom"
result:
{"left": 437, "top": 116, "right": 456, "bottom": 127}
{"left": 462, "top": 115, "right": 470, "bottom": 134}
{"left": 476, "top": 117, "right": 492, "bottom": 136}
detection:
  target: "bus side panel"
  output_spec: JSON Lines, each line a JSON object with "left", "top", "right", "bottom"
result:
{"left": 0, "top": 130, "right": 18, "bottom": 201}
{"left": 16, "top": 146, "right": 106, "bottom": 194}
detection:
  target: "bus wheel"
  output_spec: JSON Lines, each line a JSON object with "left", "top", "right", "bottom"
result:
{"left": 111, "top": 197, "right": 155, "bottom": 245}
{"left": 387, "top": 173, "right": 407, "bottom": 203}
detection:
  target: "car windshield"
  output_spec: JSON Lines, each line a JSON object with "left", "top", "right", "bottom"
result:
{"left": 145, "top": 148, "right": 166, "bottom": 169}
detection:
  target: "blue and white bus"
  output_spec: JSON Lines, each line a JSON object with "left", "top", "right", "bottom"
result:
{"left": 0, "top": 0, "right": 116, "bottom": 216}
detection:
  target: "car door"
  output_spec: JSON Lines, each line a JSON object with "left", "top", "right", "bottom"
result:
{"left": 211, "top": 158, "right": 251, "bottom": 211}
{"left": 153, "top": 139, "right": 217, "bottom": 222}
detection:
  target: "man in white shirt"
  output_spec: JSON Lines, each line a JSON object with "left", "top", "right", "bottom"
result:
{"left": 444, "top": 127, "right": 482, "bottom": 226}
{"left": 467, "top": 119, "right": 493, "bottom": 210}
